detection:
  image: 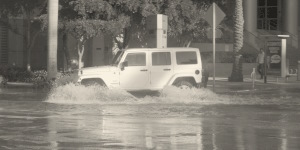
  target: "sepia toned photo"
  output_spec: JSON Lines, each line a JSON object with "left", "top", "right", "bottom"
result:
{"left": 0, "top": 0, "right": 300, "bottom": 149}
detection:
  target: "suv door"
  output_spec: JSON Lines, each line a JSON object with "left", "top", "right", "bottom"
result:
{"left": 150, "top": 51, "right": 173, "bottom": 89}
{"left": 120, "top": 52, "right": 149, "bottom": 90}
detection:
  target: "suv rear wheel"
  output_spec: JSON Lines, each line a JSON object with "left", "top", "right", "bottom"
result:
{"left": 175, "top": 80, "right": 193, "bottom": 89}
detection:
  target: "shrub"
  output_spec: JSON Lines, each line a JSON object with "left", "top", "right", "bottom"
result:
{"left": 0, "top": 66, "right": 31, "bottom": 82}
{"left": 30, "top": 70, "right": 48, "bottom": 87}
{"left": 0, "top": 66, "right": 80, "bottom": 89}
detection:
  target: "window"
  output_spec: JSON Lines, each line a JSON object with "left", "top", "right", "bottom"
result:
{"left": 0, "top": 23, "right": 8, "bottom": 64}
{"left": 176, "top": 51, "right": 197, "bottom": 65}
{"left": 152, "top": 52, "right": 171, "bottom": 66}
{"left": 124, "top": 53, "right": 146, "bottom": 66}
{"left": 257, "top": 0, "right": 278, "bottom": 30}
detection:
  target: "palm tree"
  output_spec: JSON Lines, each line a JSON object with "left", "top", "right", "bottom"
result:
{"left": 47, "top": 0, "right": 59, "bottom": 80}
{"left": 229, "top": 0, "right": 244, "bottom": 82}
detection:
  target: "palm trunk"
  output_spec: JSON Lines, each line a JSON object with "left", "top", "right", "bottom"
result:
{"left": 229, "top": 0, "right": 244, "bottom": 82}
{"left": 47, "top": 0, "right": 59, "bottom": 80}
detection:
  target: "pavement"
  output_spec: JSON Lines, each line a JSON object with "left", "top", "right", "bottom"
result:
{"left": 207, "top": 75, "right": 300, "bottom": 95}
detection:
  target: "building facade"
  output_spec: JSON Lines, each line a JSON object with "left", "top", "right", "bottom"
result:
{"left": 244, "top": 0, "right": 299, "bottom": 68}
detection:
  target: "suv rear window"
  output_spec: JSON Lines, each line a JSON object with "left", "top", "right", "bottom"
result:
{"left": 176, "top": 51, "right": 197, "bottom": 65}
{"left": 152, "top": 52, "right": 171, "bottom": 66}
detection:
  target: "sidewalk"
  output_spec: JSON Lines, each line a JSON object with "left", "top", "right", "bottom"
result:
{"left": 207, "top": 75, "right": 300, "bottom": 94}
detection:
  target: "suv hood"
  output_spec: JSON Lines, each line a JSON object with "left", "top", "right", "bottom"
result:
{"left": 79, "top": 66, "right": 118, "bottom": 75}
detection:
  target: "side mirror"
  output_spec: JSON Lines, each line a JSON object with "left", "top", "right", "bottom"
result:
{"left": 120, "top": 61, "right": 128, "bottom": 71}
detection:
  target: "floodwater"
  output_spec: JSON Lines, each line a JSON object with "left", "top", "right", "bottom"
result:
{"left": 0, "top": 84, "right": 300, "bottom": 150}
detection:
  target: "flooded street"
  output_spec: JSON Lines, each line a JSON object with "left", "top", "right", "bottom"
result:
{"left": 0, "top": 84, "right": 300, "bottom": 150}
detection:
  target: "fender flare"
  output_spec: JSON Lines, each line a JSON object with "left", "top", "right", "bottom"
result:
{"left": 167, "top": 74, "right": 197, "bottom": 86}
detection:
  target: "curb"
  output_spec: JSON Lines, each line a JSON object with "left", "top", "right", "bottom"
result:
{"left": 3, "top": 82, "right": 35, "bottom": 88}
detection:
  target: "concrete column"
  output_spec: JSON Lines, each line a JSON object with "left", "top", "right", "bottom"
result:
{"left": 47, "top": 0, "right": 59, "bottom": 79}
{"left": 243, "top": 0, "right": 257, "bottom": 33}
{"left": 282, "top": 0, "right": 298, "bottom": 48}
{"left": 243, "top": 0, "right": 259, "bottom": 50}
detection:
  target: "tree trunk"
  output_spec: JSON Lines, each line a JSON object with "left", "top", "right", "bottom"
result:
{"left": 123, "top": 28, "right": 131, "bottom": 49}
{"left": 62, "top": 33, "right": 71, "bottom": 70}
{"left": 26, "top": 30, "right": 41, "bottom": 71}
{"left": 47, "top": 0, "right": 58, "bottom": 80}
{"left": 77, "top": 40, "right": 85, "bottom": 69}
{"left": 229, "top": 0, "right": 244, "bottom": 82}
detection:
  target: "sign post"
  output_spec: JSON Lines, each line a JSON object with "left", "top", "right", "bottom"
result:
{"left": 212, "top": 4, "right": 216, "bottom": 92}
{"left": 204, "top": 3, "right": 225, "bottom": 92}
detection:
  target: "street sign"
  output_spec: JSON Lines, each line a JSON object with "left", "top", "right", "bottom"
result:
{"left": 203, "top": 3, "right": 226, "bottom": 92}
{"left": 207, "top": 28, "right": 222, "bottom": 39}
{"left": 204, "top": 3, "right": 226, "bottom": 27}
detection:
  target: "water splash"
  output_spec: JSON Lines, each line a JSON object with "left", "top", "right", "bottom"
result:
{"left": 46, "top": 83, "right": 298, "bottom": 105}
{"left": 46, "top": 83, "right": 137, "bottom": 104}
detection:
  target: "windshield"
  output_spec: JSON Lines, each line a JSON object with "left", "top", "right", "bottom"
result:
{"left": 111, "top": 50, "right": 124, "bottom": 66}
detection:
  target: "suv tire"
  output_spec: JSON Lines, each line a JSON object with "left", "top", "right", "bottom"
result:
{"left": 175, "top": 80, "right": 193, "bottom": 89}
{"left": 81, "top": 79, "right": 105, "bottom": 87}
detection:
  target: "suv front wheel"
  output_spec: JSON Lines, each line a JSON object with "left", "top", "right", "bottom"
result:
{"left": 81, "top": 78, "right": 106, "bottom": 87}
{"left": 175, "top": 80, "right": 193, "bottom": 89}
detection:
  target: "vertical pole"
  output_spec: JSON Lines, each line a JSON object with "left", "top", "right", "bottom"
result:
{"left": 213, "top": 3, "right": 216, "bottom": 92}
{"left": 47, "top": 0, "right": 58, "bottom": 80}
{"left": 297, "top": 61, "right": 300, "bottom": 81}
{"left": 251, "top": 68, "right": 255, "bottom": 89}
{"left": 281, "top": 38, "right": 287, "bottom": 77}
{"left": 264, "top": 40, "right": 267, "bottom": 83}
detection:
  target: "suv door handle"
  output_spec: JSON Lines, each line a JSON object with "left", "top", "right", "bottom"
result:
{"left": 140, "top": 69, "right": 148, "bottom": 71}
{"left": 163, "top": 69, "right": 171, "bottom": 71}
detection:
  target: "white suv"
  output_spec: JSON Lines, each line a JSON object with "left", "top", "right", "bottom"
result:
{"left": 78, "top": 48, "right": 207, "bottom": 91}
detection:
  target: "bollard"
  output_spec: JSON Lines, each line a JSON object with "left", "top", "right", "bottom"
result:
{"left": 250, "top": 68, "right": 256, "bottom": 89}
{"left": 298, "top": 61, "right": 300, "bottom": 81}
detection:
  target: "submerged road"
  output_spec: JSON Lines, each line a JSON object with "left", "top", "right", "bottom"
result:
{"left": 0, "top": 80, "right": 299, "bottom": 149}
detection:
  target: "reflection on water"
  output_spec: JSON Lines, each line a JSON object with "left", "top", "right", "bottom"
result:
{"left": 0, "top": 84, "right": 300, "bottom": 149}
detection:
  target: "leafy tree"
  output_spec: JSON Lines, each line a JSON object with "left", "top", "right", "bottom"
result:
{"left": 163, "top": 0, "right": 209, "bottom": 46}
{"left": 112, "top": 0, "right": 211, "bottom": 48}
{"left": 229, "top": 0, "right": 244, "bottom": 82}
{"left": 0, "top": 0, "right": 47, "bottom": 71}
{"left": 50, "top": 0, "right": 223, "bottom": 70}
{"left": 57, "top": 0, "right": 132, "bottom": 69}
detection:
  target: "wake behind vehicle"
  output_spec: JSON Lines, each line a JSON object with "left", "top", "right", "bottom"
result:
{"left": 77, "top": 48, "right": 207, "bottom": 91}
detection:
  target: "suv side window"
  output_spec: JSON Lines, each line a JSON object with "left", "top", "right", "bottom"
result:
{"left": 152, "top": 52, "right": 171, "bottom": 66}
{"left": 124, "top": 53, "right": 146, "bottom": 66}
{"left": 176, "top": 51, "right": 197, "bottom": 65}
